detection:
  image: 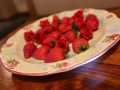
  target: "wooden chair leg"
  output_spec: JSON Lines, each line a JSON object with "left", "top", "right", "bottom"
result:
{"left": 26, "top": 0, "right": 38, "bottom": 19}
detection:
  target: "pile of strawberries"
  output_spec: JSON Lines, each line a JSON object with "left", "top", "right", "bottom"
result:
{"left": 23, "top": 10, "right": 99, "bottom": 63}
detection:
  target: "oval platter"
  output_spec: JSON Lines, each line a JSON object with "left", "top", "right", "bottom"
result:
{"left": 0, "top": 8, "right": 120, "bottom": 76}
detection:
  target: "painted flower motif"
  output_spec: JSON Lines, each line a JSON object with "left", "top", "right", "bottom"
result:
{"left": 6, "top": 59, "right": 20, "bottom": 69}
{"left": 52, "top": 62, "right": 69, "bottom": 69}
{"left": 62, "top": 62, "right": 69, "bottom": 67}
{"left": 23, "top": 27, "right": 29, "bottom": 30}
{"left": 102, "top": 34, "right": 119, "bottom": 43}
{"left": 106, "top": 14, "right": 114, "bottom": 19}
{"left": 4, "top": 43, "right": 13, "bottom": 48}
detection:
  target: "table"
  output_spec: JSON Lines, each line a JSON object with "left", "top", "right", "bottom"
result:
{"left": 0, "top": 9, "right": 120, "bottom": 90}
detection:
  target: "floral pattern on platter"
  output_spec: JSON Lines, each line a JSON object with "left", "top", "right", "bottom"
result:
{"left": 102, "top": 34, "right": 119, "bottom": 43}
{"left": 23, "top": 27, "right": 29, "bottom": 30}
{"left": 106, "top": 14, "right": 114, "bottom": 19}
{"left": 23, "top": 25, "right": 33, "bottom": 30}
{"left": 5, "top": 59, "right": 20, "bottom": 69}
{"left": 51, "top": 62, "right": 69, "bottom": 69}
{"left": 4, "top": 43, "right": 13, "bottom": 48}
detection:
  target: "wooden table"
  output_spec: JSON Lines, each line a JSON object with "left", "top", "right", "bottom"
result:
{"left": 0, "top": 9, "right": 120, "bottom": 90}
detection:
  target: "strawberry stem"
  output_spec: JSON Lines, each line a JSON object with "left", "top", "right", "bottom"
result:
{"left": 50, "top": 40, "right": 56, "bottom": 48}
{"left": 77, "top": 45, "right": 82, "bottom": 53}
{"left": 64, "top": 53, "right": 69, "bottom": 59}
{"left": 77, "top": 44, "right": 89, "bottom": 54}
{"left": 71, "top": 22, "right": 81, "bottom": 38}
{"left": 72, "top": 22, "right": 78, "bottom": 30}
{"left": 59, "top": 19, "right": 61, "bottom": 25}
{"left": 63, "top": 50, "right": 69, "bottom": 59}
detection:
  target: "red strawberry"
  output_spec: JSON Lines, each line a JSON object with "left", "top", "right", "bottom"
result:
{"left": 85, "top": 19, "right": 99, "bottom": 31}
{"left": 58, "top": 23, "right": 72, "bottom": 33}
{"left": 50, "top": 31, "right": 62, "bottom": 40}
{"left": 53, "top": 15, "right": 59, "bottom": 24}
{"left": 72, "top": 38, "right": 89, "bottom": 54}
{"left": 59, "top": 23, "right": 66, "bottom": 32}
{"left": 85, "top": 14, "right": 99, "bottom": 31}
{"left": 44, "top": 47, "right": 64, "bottom": 63}
{"left": 32, "top": 45, "right": 50, "bottom": 60}
{"left": 55, "top": 36, "right": 70, "bottom": 53}
{"left": 42, "top": 35, "right": 56, "bottom": 47}
{"left": 62, "top": 24, "right": 72, "bottom": 33}
{"left": 40, "top": 19, "right": 49, "bottom": 27}
{"left": 51, "top": 23, "right": 59, "bottom": 31}
{"left": 34, "top": 28, "right": 46, "bottom": 44}
{"left": 23, "top": 43, "right": 37, "bottom": 59}
{"left": 86, "top": 14, "right": 98, "bottom": 21}
{"left": 61, "top": 17, "right": 70, "bottom": 24}
{"left": 44, "top": 24, "right": 54, "bottom": 33}
{"left": 64, "top": 31, "right": 76, "bottom": 43}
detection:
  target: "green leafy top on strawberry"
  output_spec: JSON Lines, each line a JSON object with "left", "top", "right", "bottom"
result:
{"left": 72, "top": 22, "right": 79, "bottom": 30}
{"left": 72, "top": 38, "right": 89, "bottom": 54}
